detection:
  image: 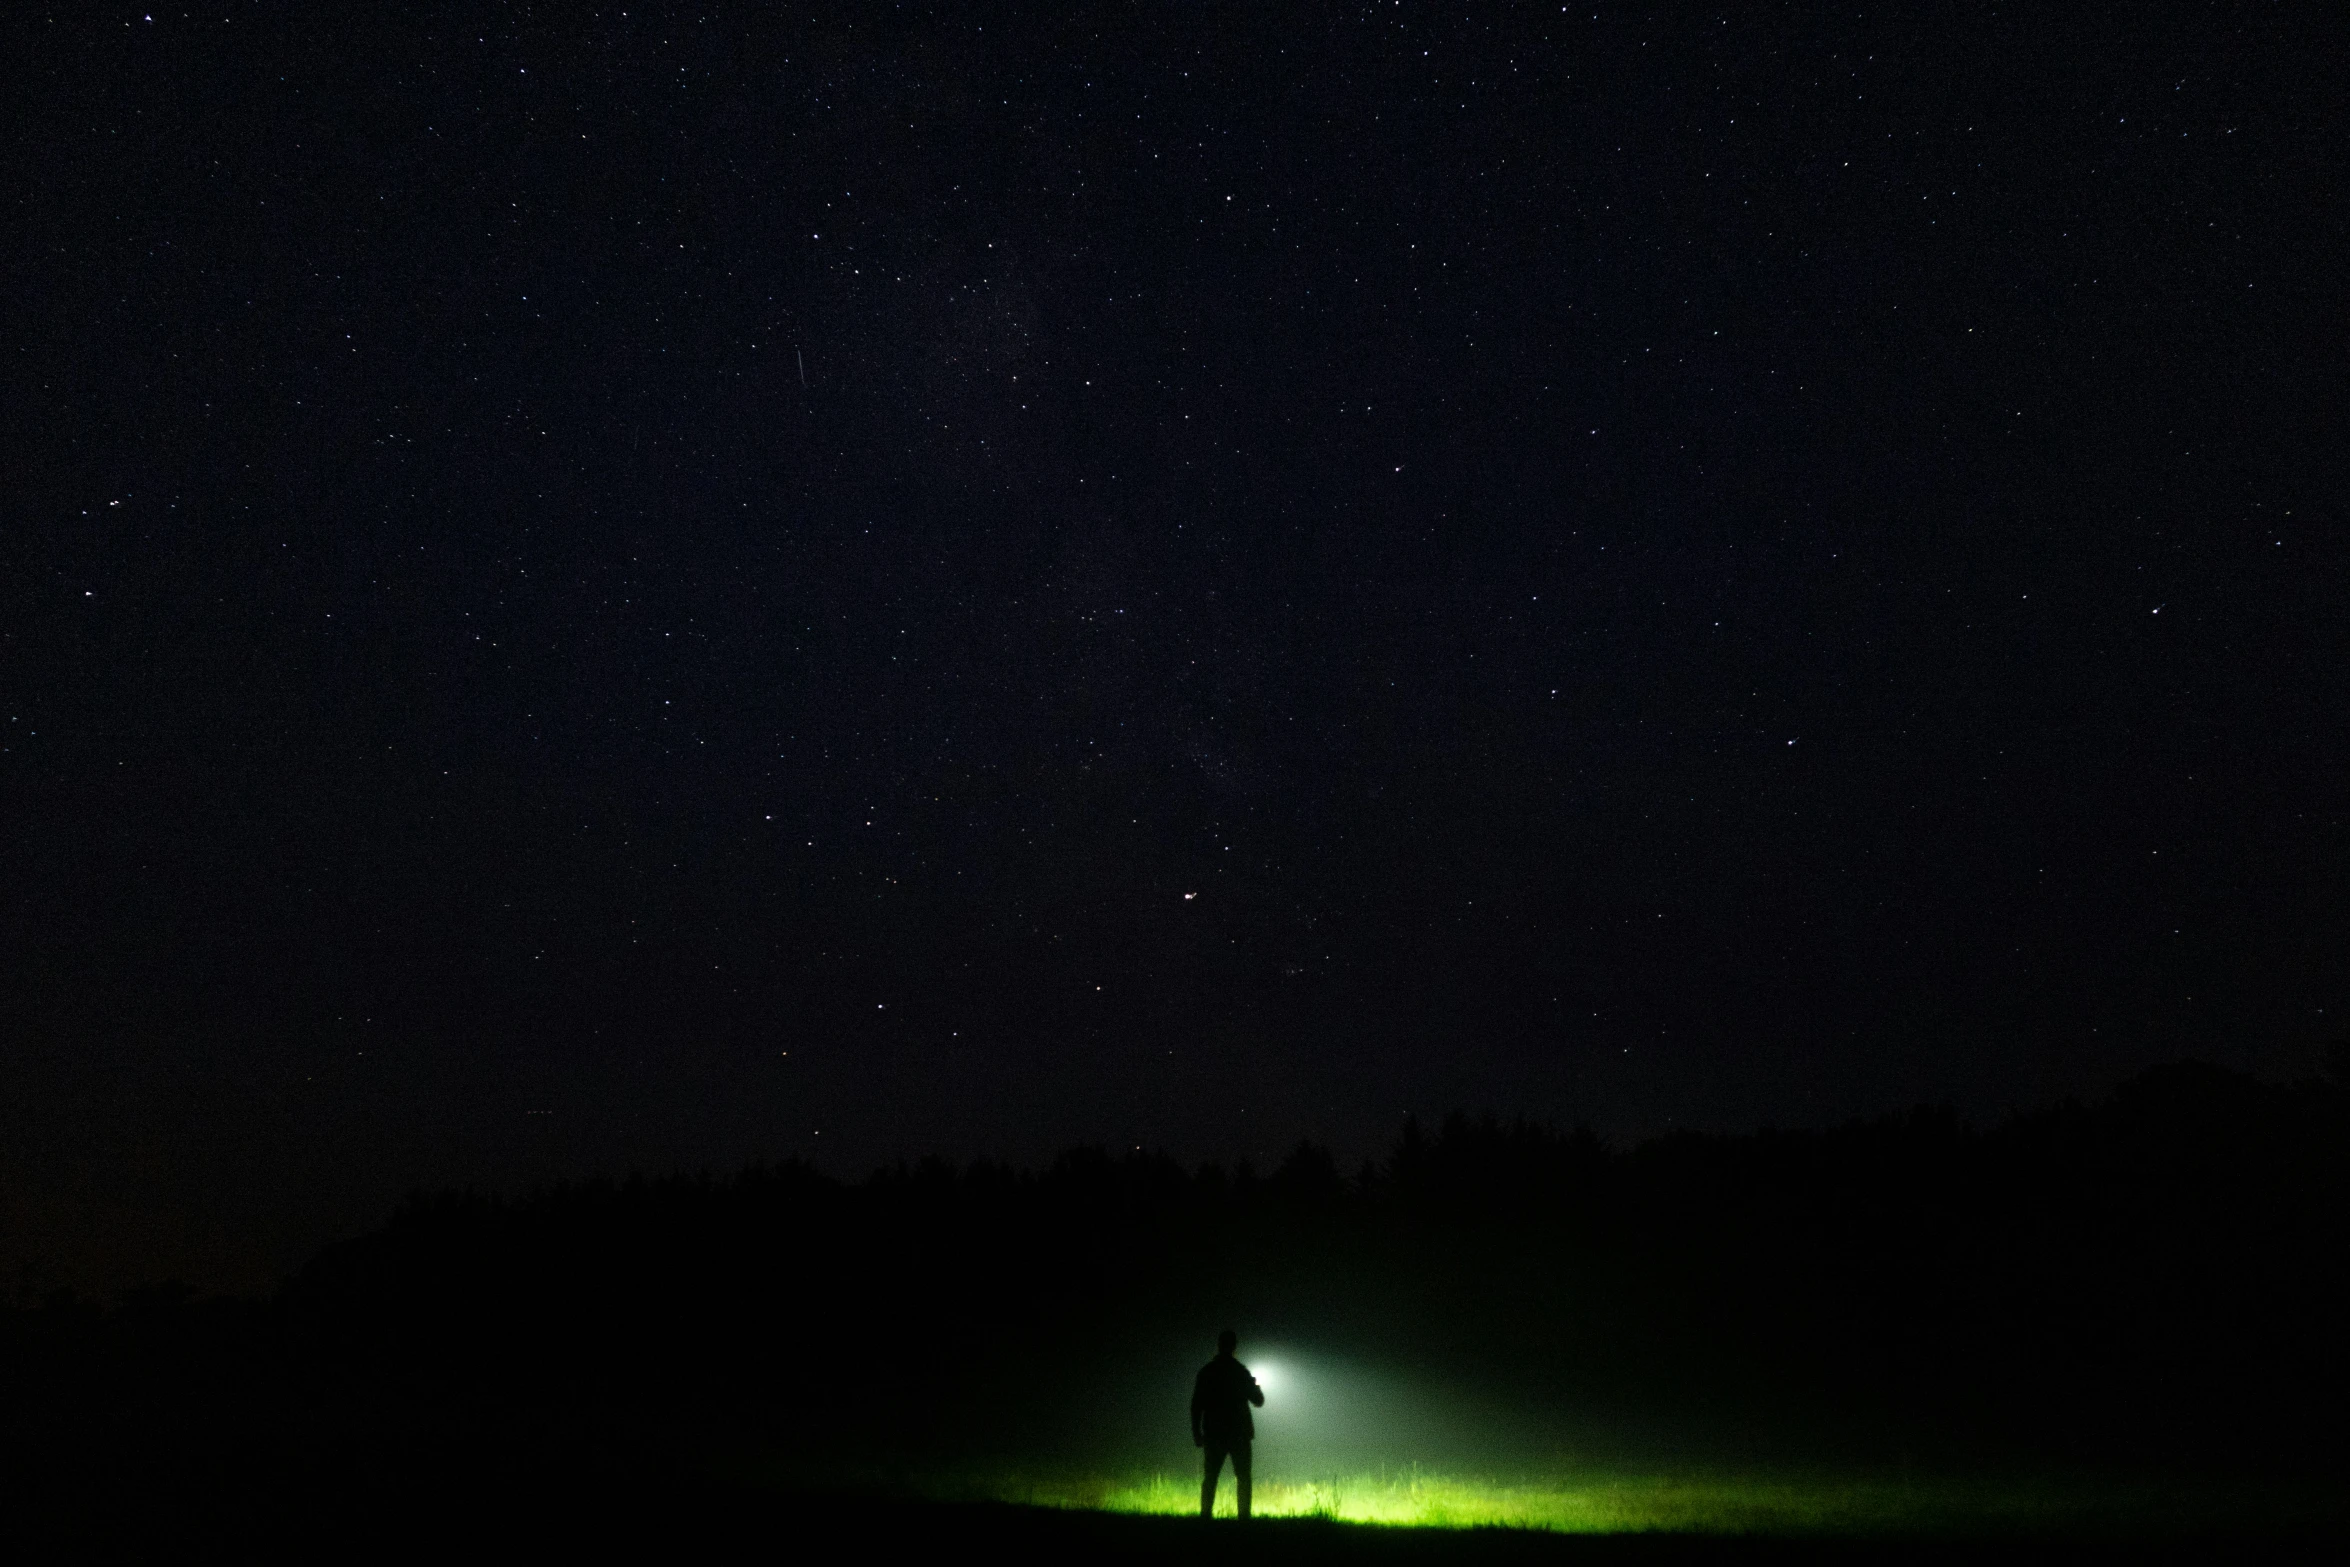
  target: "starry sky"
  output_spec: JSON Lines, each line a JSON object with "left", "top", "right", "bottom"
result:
{"left": 6, "top": 2, "right": 2346, "bottom": 1292}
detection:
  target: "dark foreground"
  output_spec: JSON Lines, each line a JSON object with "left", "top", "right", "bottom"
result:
{"left": 16, "top": 1455, "right": 2345, "bottom": 1566}
{"left": 13, "top": 1076, "right": 2346, "bottom": 1559}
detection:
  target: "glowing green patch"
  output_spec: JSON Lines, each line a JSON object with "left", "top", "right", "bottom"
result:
{"left": 933, "top": 1465, "right": 2319, "bottom": 1537}
{"left": 996, "top": 1470, "right": 1985, "bottom": 1531}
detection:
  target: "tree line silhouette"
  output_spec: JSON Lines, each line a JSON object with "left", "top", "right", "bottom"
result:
{"left": 5, "top": 1057, "right": 2346, "bottom": 1524}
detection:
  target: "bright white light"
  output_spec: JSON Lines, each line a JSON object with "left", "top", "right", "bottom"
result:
{"left": 1248, "top": 1358, "right": 1285, "bottom": 1398}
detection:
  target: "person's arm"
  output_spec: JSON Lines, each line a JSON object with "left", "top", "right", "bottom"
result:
{"left": 1248, "top": 1374, "right": 1264, "bottom": 1408}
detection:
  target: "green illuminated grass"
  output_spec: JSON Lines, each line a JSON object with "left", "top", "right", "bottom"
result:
{"left": 923, "top": 1464, "right": 2327, "bottom": 1537}
{"left": 993, "top": 1469, "right": 2013, "bottom": 1532}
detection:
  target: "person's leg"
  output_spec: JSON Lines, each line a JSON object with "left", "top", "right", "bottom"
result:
{"left": 1233, "top": 1441, "right": 1253, "bottom": 1520}
{"left": 1200, "top": 1443, "right": 1224, "bottom": 1518}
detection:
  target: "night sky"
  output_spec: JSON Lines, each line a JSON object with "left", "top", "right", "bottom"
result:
{"left": 7, "top": 2, "right": 2345, "bottom": 1293}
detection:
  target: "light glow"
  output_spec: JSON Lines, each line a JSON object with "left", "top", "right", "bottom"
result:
{"left": 946, "top": 1467, "right": 2248, "bottom": 1536}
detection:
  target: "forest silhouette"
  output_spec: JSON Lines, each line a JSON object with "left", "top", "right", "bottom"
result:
{"left": 5, "top": 1059, "right": 2346, "bottom": 1548}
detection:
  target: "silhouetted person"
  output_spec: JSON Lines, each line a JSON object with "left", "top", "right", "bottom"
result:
{"left": 1191, "top": 1328, "right": 1264, "bottom": 1519}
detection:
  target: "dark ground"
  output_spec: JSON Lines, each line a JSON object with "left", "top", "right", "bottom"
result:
{"left": 17, "top": 1476, "right": 2348, "bottom": 1566}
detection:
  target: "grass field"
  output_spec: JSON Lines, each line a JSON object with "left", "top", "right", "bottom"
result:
{"left": 922, "top": 1462, "right": 2337, "bottom": 1539}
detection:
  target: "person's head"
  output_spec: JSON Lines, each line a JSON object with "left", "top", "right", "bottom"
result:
{"left": 1217, "top": 1328, "right": 1237, "bottom": 1356}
